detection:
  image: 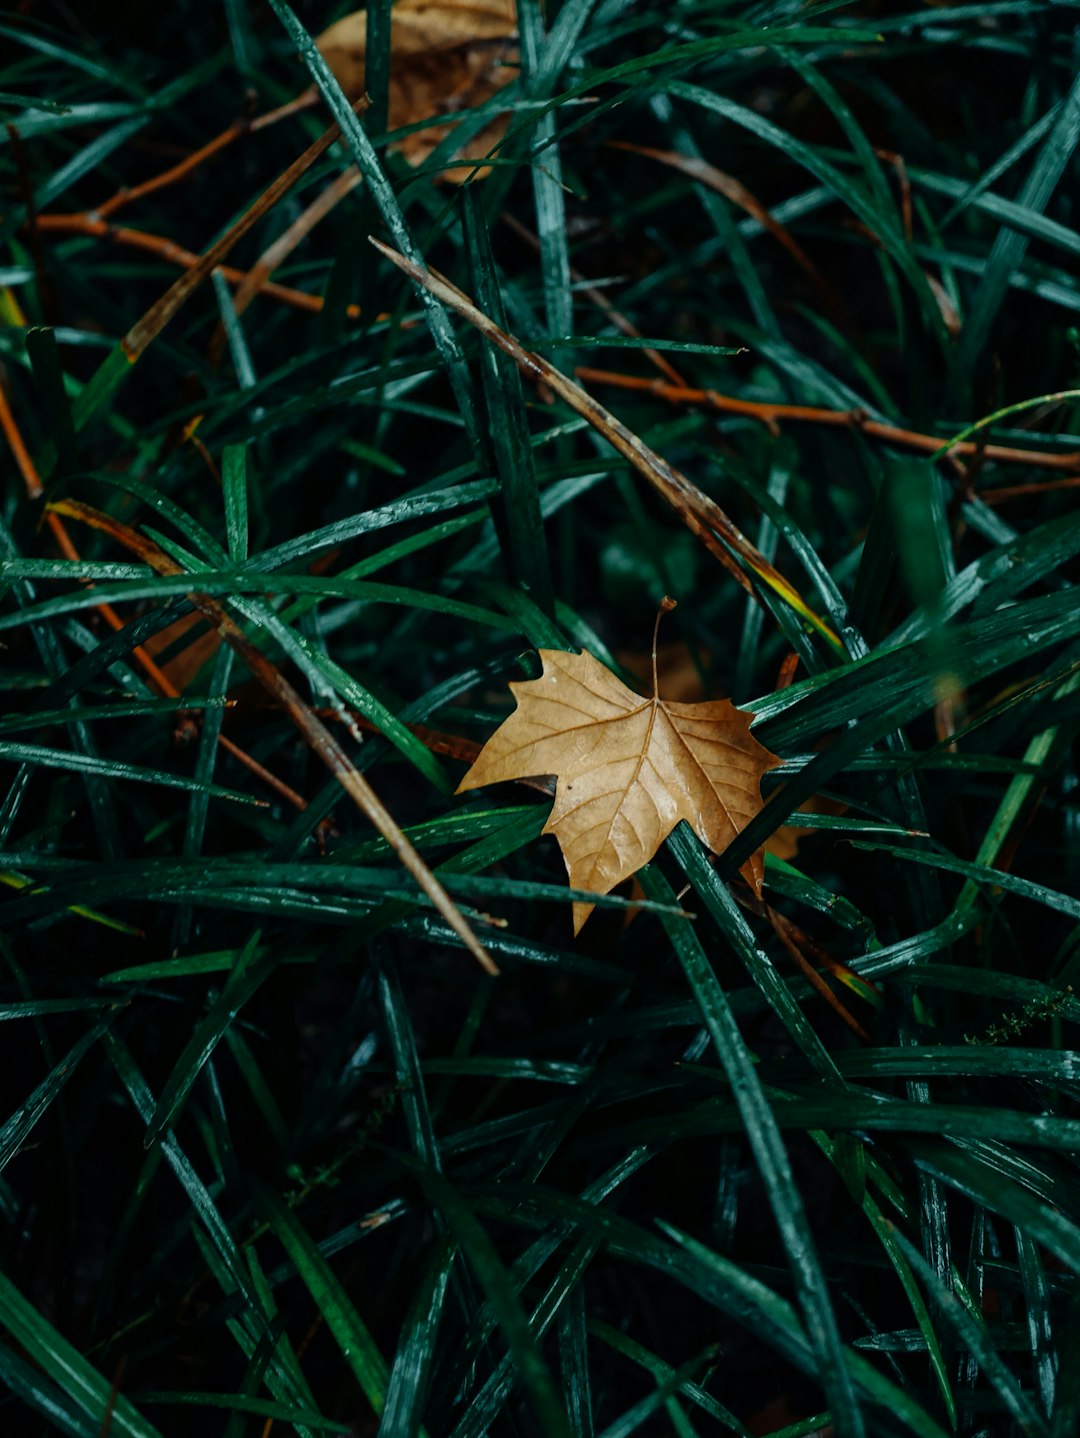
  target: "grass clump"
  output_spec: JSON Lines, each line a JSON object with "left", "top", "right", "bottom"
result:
{"left": 2, "top": 2, "right": 1080, "bottom": 1435}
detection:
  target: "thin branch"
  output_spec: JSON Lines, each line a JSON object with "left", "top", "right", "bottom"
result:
{"left": 574, "top": 367, "right": 1080, "bottom": 473}
{"left": 501, "top": 211, "right": 688, "bottom": 387}
{"left": 610, "top": 141, "right": 846, "bottom": 323}
{"left": 370, "top": 238, "right": 839, "bottom": 646}
{"left": 981, "top": 475, "right": 1080, "bottom": 501}
{"left": 208, "top": 164, "right": 364, "bottom": 365}
{"left": 54, "top": 87, "right": 320, "bottom": 222}
{"left": 50, "top": 498, "right": 498, "bottom": 975}
{"left": 1, "top": 382, "right": 307, "bottom": 810}
{"left": 32, "top": 213, "right": 363, "bottom": 323}
{"left": 96, "top": 120, "right": 250, "bottom": 220}
{"left": 0, "top": 381, "right": 177, "bottom": 694}
{"left": 122, "top": 98, "right": 367, "bottom": 362}
{"left": 766, "top": 904, "right": 871, "bottom": 1043}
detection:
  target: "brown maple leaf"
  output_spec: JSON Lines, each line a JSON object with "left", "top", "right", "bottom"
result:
{"left": 316, "top": 0, "right": 517, "bottom": 181}
{"left": 457, "top": 613, "right": 780, "bottom": 933}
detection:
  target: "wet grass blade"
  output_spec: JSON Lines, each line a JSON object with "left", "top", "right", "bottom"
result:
{"left": 462, "top": 187, "right": 554, "bottom": 616}
{"left": 0, "top": 1268, "right": 164, "bottom": 1438}
{"left": 959, "top": 71, "right": 1080, "bottom": 384}
{"left": 0, "top": 1020, "right": 110, "bottom": 1171}
{"left": 637, "top": 863, "right": 865, "bottom": 1438}
{"left": 399, "top": 1156, "right": 575, "bottom": 1438}
{"left": 254, "top": 1180, "right": 389, "bottom": 1416}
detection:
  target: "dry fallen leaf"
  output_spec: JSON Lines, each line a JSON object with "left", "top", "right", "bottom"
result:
{"left": 316, "top": 0, "right": 517, "bottom": 179}
{"left": 458, "top": 617, "right": 780, "bottom": 933}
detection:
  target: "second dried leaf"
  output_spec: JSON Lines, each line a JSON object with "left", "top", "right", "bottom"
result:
{"left": 317, "top": 0, "right": 517, "bottom": 179}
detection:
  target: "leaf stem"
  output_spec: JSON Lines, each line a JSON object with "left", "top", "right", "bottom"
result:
{"left": 652, "top": 595, "right": 677, "bottom": 698}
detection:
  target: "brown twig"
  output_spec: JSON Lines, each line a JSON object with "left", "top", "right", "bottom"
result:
{"left": 766, "top": 904, "right": 872, "bottom": 1043}
{"left": 875, "top": 148, "right": 913, "bottom": 244}
{"left": 56, "top": 87, "right": 320, "bottom": 222}
{"left": 980, "top": 475, "right": 1080, "bottom": 502}
{"left": 312, "top": 708, "right": 482, "bottom": 767}
{"left": 208, "top": 164, "right": 364, "bottom": 366}
{"left": 370, "top": 238, "right": 839, "bottom": 646}
{"left": 774, "top": 651, "right": 800, "bottom": 691}
{"left": 121, "top": 99, "right": 367, "bottom": 363}
{"left": 1, "top": 378, "right": 307, "bottom": 810}
{"left": 49, "top": 498, "right": 497, "bottom": 975}
{"left": 309, "top": 705, "right": 555, "bottom": 795}
{"left": 610, "top": 141, "right": 847, "bottom": 324}
{"left": 573, "top": 367, "right": 1080, "bottom": 473}
{"left": 0, "top": 381, "right": 177, "bottom": 695}
{"left": 96, "top": 120, "right": 250, "bottom": 221}
{"left": 0, "top": 380, "right": 44, "bottom": 498}
{"left": 32, "top": 212, "right": 364, "bottom": 323}
{"left": 26, "top": 92, "right": 361, "bottom": 341}
{"left": 214, "top": 734, "right": 308, "bottom": 811}
{"left": 501, "top": 211, "right": 689, "bottom": 387}
{"left": 7, "top": 107, "right": 371, "bottom": 810}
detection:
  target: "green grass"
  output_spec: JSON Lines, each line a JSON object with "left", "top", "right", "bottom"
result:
{"left": 2, "top": 1, "right": 1080, "bottom": 1434}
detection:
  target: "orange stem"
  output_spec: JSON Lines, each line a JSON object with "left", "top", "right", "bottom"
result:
{"left": 575, "top": 367, "right": 1080, "bottom": 474}
{"left": 60, "top": 88, "right": 320, "bottom": 222}
{"left": 32, "top": 213, "right": 362, "bottom": 323}
{"left": 501, "top": 211, "right": 688, "bottom": 388}
{"left": 981, "top": 475, "right": 1080, "bottom": 502}
{"left": 95, "top": 121, "right": 250, "bottom": 220}
{"left": 1, "top": 382, "right": 178, "bottom": 691}
{"left": 1, "top": 382, "right": 308, "bottom": 809}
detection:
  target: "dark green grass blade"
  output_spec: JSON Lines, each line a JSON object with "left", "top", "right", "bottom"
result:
{"left": 105, "top": 1033, "right": 264, "bottom": 1315}
{"left": 364, "top": 0, "right": 392, "bottom": 139}
{"left": 558, "top": 1282, "right": 596, "bottom": 1438}
{"left": 377, "top": 1237, "right": 453, "bottom": 1438}
{"left": 189, "top": 1227, "right": 321, "bottom": 1435}
{"left": 144, "top": 931, "right": 270, "bottom": 1146}
{"left": 174, "top": 643, "right": 234, "bottom": 947}
{"left": 809, "top": 1131, "right": 956, "bottom": 1427}
{"left": 1017, "top": 1226, "right": 1057, "bottom": 1417}
{"left": 588, "top": 1319, "right": 743, "bottom": 1435}
{"left": 132, "top": 1392, "right": 352, "bottom": 1430}
{"left": 222, "top": 441, "right": 249, "bottom": 562}
{"left": 477, "top": 1182, "right": 949, "bottom": 1436}
{"left": 378, "top": 954, "right": 443, "bottom": 1171}
{"left": 266, "top": 0, "right": 481, "bottom": 447}
{"left": 909, "top": 1142, "right": 1080, "bottom": 1274}
{"left": 637, "top": 861, "right": 865, "bottom": 1438}
{"left": 0, "top": 738, "right": 261, "bottom": 801}
{"left": 892, "top": 1229, "right": 1049, "bottom": 1437}
{"left": 254, "top": 1180, "right": 389, "bottom": 1417}
{"left": 1050, "top": 1282, "right": 1080, "bottom": 1438}
{"left": 0, "top": 1270, "right": 164, "bottom": 1438}
{"left": 0, "top": 1021, "right": 110, "bottom": 1171}
{"left": 959, "top": 71, "right": 1080, "bottom": 382}
{"left": 596, "top": 1349, "right": 716, "bottom": 1438}
{"left": 25, "top": 325, "right": 79, "bottom": 475}
{"left": 656, "top": 1222, "right": 950, "bottom": 1438}
{"left": 519, "top": 0, "right": 574, "bottom": 345}
{"left": 666, "top": 81, "right": 952, "bottom": 353}
{"left": 8, "top": 8, "right": 1080, "bottom": 1436}
{"left": 462, "top": 187, "right": 554, "bottom": 615}
{"left": 668, "top": 824, "right": 840, "bottom": 1078}
{"left": 0, "top": 1340, "right": 98, "bottom": 1438}
{"left": 396, "top": 1156, "right": 574, "bottom": 1438}
{"left": 447, "top": 1235, "right": 598, "bottom": 1438}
